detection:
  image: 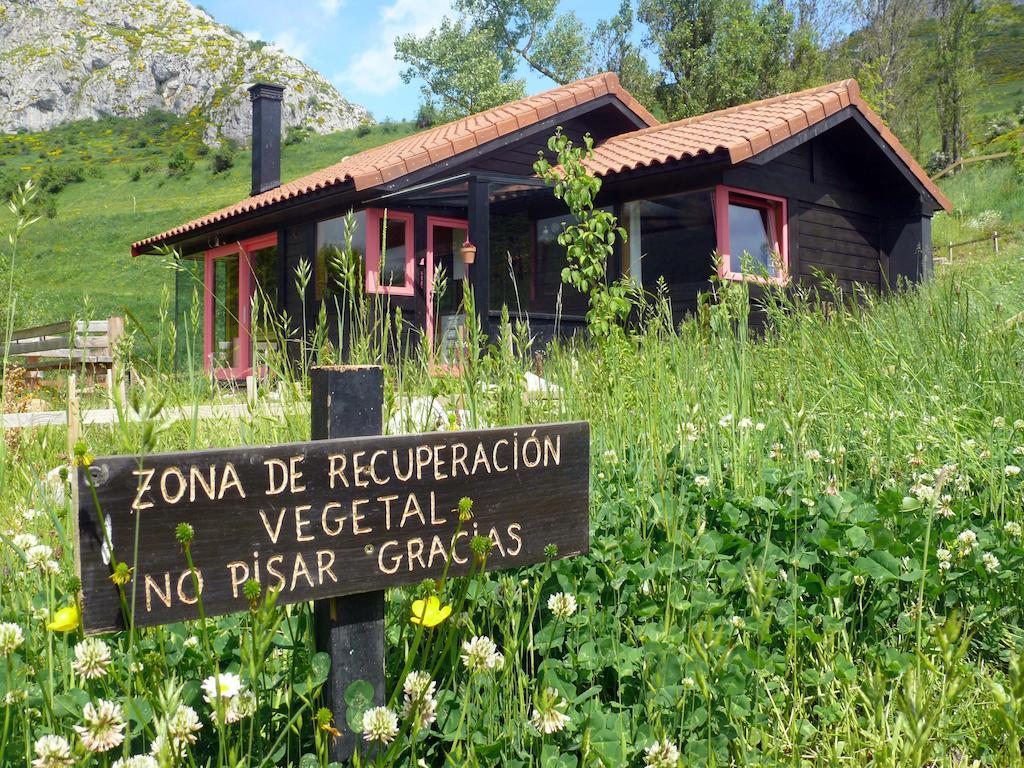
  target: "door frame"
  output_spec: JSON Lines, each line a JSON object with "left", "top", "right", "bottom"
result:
{"left": 203, "top": 232, "right": 277, "bottom": 379}
{"left": 425, "top": 216, "right": 469, "bottom": 350}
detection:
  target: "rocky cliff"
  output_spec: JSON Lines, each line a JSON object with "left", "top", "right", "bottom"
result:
{"left": 0, "top": 0, "right": 370, "bottom": 142}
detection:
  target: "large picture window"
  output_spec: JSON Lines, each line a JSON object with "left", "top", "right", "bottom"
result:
{"left": 714, "top": 186, "right": 788, "bottom": 283}
{"left": 622, "top": 192, "right": 717, "bottom": 290}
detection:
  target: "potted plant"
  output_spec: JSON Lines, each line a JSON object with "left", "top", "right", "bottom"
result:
{"left": 460, "top": 240, "right": 477, "bottom": 265}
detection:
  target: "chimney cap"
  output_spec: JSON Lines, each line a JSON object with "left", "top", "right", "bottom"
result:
{"left": 248, "top": 83, "right": 285, "bottom": 101}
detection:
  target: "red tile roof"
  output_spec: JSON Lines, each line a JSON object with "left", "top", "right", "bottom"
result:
{"left": 586, "top": 79, "right": 952, "bottom": 211}
{"left": 133, "top": 75, "right": 951, "bottom": 255}
{"left": 131, "top": 72, "right": 658, "bottom": 254}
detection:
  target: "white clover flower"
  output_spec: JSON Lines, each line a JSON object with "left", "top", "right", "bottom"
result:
{"left": 682, "top": 676, "right": 697, "bottom": 689}
{"left": 32, "top": 735, "right": 74, "bottom": 768}
{"left": 12, "top": 533, "right": 39, "bottom": 550}
{"left": 112, "top": 757, "right": 159, "bottom": 768}
{"left": 755, "top": 422, "right": 766, "bottom": 432}
{"left": 224, "top": 689, "right": 256, "bottom": 724}
{"left": 982, "top": 552, "right": 1000, "bottom": 573}
{"left": 644, "top": 738, "right": 681, "bottom": 768}
{"left": 678, "top": 422, "right": 700, "bottom": 443}
{"left": 75, "top": 699, "right": 126, "bottom": 752}
{"left": 461, "top": 636, "right": 502, "bottom": 673}
{"left": 548, "top": 592, "right": 578, "bottom": 619}
{"left": 401, "top": 671, "right": 437, "bottom": 730}
{"left": 1013, "top": 446, "right": 1024, "bottom": 456}
{"left": 529, "top": 687, "right": 570, "bottom": 735}
{"left": 1005, "top": 465, "right": 1021, "bottom": 478}
{"left": 183, "top": 636, "right": 200, "bottom": 649}
{"left": 72, "top": 638, "right": 112, "bottom": 680}
{"left": 804, "top": 449, "right": 822, "bottom": 462}
{"left": 778, "top": 568, "right": 789, "bottom": 583}
{"left": 3, "top": 689, "right": 27, "bottom": 706}
{"left": 738, "top": 417, "right": 753, "bottom": 430}
{"left": 729, "top": 615, "right": 745, "bottom": 630}
{"left": 993, "top": 417, "right": 1006, "bottom": 428}
{"left": 937, "top": 547, "right": 952, "bottom": 564}
{"left": 853, "top": 574, "right": 867, "bottom": 586}
{"left": 0, "top": 622, "right": 24, "bottom": 656}
{"left": 362, "top": 706, "right": 399, "bottom": 744}
{"left": 25, "top": 544, "right": 59, "bottom": 574}
{"left": 602, "top": 450, "right": 619, "bottom": 465}
{"left": 770, "top": 443, "right": 784, "bottom": 460}
{"left": 956, "top": 529, "right": 979, "bottom": 556}
{"left": 1015, "top": 419, "right": 1024, "bottom": 430}
{"left": 1005, "top": 521, "right": 1022, "bottom": 538}
{"left": 166, "top": 704, "right": 202, "bottom": 745}
{"left": 718, "top": 413, "right": 733, "bottom": 428}
{"left": 694, "top": 474, "right": 710, "bottom": 489}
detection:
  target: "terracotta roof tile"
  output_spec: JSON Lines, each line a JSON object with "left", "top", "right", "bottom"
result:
{"left": 134, "top": 76, "right": 951, "bottom": 255}
{"left": 132, "top": 72, "right": 658, "bottom": 254}
{"left": 585, "top": 79, "right": 952, "bottom": 212}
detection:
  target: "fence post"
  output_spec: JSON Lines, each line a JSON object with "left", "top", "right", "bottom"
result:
{"left": 948, "top": 241, "right": 953, "bottom": 262}
{"left": 310, "top": 366, "right": 385, "bottom": 762}
{"left": 993, "top": 231, "right": 999, "bottom": 254}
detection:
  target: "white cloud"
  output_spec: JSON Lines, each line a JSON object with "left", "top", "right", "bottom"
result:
{"left": 270, "top": 29, "right": 311, "bottom": 61}
{"left": 318, "top": 0, "right": 344, "bottom": 16}
{"left": 335, "top": 0, "right": 452, "bottom": 95}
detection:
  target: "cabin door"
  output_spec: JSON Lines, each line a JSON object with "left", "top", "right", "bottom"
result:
{"left": 426, "top": 217, "right": 469, "bottom": 359}
{"left": 203, "top": 233, "right": 278, "bottom": 379}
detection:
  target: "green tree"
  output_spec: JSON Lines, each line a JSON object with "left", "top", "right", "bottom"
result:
{"left": 396, "top": 19, "right": 525, "bottom": 121}
{"left": 637, "top": 0, "right": 800, "bottom": 119}
{"left": 396, "top": 0, "right": 589, "bottom": 120}
{"left": 932, "top": 0, "right": 984, "bottom": 165}
{"left": 589, "top": 0, "right": 659, "bottom": 111}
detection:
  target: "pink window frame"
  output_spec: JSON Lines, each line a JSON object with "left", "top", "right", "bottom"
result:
{"left": 365, "top": 209, "right": 416, "bottom": 296}
{"left": 203, "top": 232, "right": 277, "bottom": 379}
{"left": 425, "top": 215, "right": 469, "bottom": 351}
{"left": 714, "top": 185, "right": 789, "bottom": 285}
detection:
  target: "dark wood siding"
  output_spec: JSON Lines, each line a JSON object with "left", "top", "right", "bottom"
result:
{"left": 797, "top": 204, "right": 883, "bottom": 292}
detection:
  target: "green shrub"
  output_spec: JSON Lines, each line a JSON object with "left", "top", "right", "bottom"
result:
{"left": 167, "top": 148, "right": 194, "bottom": 177}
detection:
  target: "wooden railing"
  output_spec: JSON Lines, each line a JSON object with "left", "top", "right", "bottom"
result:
{"left": 6, "top": 316, "right": 125, "bottom": 389}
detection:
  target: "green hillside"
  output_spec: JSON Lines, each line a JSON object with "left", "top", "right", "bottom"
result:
{"left": 0, "top": 114, "right": 416, "bottom": 333}
{"left": 1, "top": 6, "right": 1023, "bottom": 337}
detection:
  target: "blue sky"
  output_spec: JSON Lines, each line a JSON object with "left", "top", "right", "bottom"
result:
{"left": 199, "top": 0, "right": 624, "bottom": 121}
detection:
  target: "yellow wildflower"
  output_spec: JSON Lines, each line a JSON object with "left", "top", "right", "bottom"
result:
{"left": 47, "top": 605, "right": 80, "bottom": 633}
{"left": 410, "top": 596, "right": 452, "bottom": 628}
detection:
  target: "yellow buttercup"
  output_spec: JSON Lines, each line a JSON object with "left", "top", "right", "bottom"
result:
{"left": 409, "top": 596, "right": 452, "bottom": 628}
{"left": 46, "top": 605, "right": 80, "bottom": 633}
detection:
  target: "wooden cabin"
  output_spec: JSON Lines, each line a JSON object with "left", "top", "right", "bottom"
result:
{"left": 131, "top": 74, "right": 951, "bottom": 378}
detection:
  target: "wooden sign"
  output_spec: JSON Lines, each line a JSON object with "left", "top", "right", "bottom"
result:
{"left": 76, "top": 421, "right": 589, "bottom": 634}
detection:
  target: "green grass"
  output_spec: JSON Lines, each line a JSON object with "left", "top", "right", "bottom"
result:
{"left": 0, "top": 114, "right": 416, "bottom": 333}
{"left": 2, "top": 241, "right": 1024, "bottom": 765}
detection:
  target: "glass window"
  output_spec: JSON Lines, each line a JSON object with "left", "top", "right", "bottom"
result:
{"left": 212, "top": 254, "right": 241, "bottom": 369}
{"left": 366, "top": 210, "right": 414, "bottom": 295}
{"left": 490, "top": 211, "right": 532, "bottom": 312}
{"left": 623, "top": 193, "right": 717, "bottom": 290}
{"left": 377, "top": 216, "right": 408, "bottom": 288}
{"left": 716, "top": 187, "right": 787, "bottom": 282}
{"left": 316, "top": 211, "right": 366, "bottom": 299}
{"left": 728, "top": 202, "right": 775, "bottom": 276}
{"left": 534, "top": 212, "right": 593, "bottom": 316}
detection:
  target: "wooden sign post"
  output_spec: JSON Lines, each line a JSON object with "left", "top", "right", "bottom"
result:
{"left": 76, "top": 366, "right": 590, "bottom": 761}
{"left": 310, "top": 366, "right": 386, "bottom": 761}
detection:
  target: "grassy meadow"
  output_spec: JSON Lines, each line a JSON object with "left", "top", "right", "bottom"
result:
{"left": 2, "top": 228, "right": 1024, "bottom": 765}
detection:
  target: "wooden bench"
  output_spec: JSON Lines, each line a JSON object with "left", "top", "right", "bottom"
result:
{"left": 7, "top": 317, "right": 125, "bottom": 390}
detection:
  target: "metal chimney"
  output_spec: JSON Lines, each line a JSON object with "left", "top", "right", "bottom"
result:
{"left": 248, "top": 83, "right": 284, "bottom": 196}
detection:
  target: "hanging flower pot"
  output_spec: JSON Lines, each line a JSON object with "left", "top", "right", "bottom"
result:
{"left": 460, "top": 240, "right": 477, "bottom": 265}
